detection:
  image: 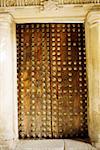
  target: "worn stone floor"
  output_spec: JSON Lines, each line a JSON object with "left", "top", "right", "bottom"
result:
{"left": 15, "top": 140, "right": 97, "bottom": 150}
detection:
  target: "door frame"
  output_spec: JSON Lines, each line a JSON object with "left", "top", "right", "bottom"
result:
{"left": 0, "top": 2, "right": 100, "bottom": 149}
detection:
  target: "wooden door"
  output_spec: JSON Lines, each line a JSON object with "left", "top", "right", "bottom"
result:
{"left": 17, "top": 23, "right": 88, "bottom": 139}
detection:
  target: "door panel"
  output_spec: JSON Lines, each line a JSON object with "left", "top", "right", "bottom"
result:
{"left": 17, "top": 23, "right": 88, "bottom": 139}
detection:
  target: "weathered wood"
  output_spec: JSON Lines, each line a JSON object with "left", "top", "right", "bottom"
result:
{"left": 17, "top": 23, "right": 88, "bottom": 139}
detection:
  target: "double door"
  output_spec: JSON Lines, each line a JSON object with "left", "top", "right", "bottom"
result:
{"left": 17, "top": 23, "right": 88, "bottom": 139}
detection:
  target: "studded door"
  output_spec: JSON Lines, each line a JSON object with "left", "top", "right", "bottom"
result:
{"left": 17, "top": 23, "right": 88, "bottom": 139}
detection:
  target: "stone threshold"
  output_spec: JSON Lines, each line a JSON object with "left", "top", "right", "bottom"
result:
{"left": 15, "top": 139, "right": 97, "bottom": 150}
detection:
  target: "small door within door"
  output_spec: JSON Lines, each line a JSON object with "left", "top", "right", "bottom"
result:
{"left": 17, "top": 23, "right": 88, "bottom": 139}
